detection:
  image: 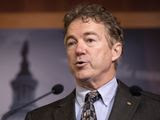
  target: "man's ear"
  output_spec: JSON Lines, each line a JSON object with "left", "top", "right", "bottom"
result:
{"left": 111, "top": 42, "right": 122, "bottom": 61}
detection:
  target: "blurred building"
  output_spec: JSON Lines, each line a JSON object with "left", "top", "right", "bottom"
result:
{"left": 2, "top": 41, "right": 38, "bottom": 120}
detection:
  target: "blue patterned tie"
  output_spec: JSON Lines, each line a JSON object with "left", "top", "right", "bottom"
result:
{"left": 81, "top": 91, "right": 101, "bottom": 120}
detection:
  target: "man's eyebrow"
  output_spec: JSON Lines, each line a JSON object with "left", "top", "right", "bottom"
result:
{"left": 64, "top": 32, "right": 98, "bottom": 44}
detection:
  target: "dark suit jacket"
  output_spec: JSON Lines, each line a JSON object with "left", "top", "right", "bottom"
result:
{"left": 25, "top": 81, "right": 160, "bottom": 120}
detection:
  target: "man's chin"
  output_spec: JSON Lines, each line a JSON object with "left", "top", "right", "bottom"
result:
{"left": 73, "top": 71, "right": 93, "bottom": 82}
{"left": 76, "top": 76, "right": 92, "bottom": 83}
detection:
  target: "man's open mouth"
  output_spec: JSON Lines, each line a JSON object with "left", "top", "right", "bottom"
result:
{"left": 75, "top": 61, "right": 87, "bottom": 67}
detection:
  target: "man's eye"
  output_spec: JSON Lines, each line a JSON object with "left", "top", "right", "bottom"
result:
{"left": 85, "top": 38, "right": 97, "bottom": 47}
{"left": 86, "top": 38, "right": 97, "bottom": 44}
{"left": 87, "top": 39, "right": 94, "bottom": 43}
{"left": 66, "top": 41, "right": 76, "bottom": 47}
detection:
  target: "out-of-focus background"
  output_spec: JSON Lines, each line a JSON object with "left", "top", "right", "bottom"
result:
{"left": 0, "top": 0, "right": 160, "bottom": 120}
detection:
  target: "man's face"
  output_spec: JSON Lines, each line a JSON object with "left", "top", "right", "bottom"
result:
{"left": 65, "top": 18, "right": 121, "bottom": 88}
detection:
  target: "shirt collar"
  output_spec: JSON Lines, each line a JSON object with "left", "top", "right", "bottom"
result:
{"left": 76, "top": 77, "right": 118, "bottom": 107}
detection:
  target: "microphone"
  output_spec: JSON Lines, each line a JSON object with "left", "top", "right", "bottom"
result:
{"left": 52, "top": 84, "right": 64, "bottom": 95}
{"left": 1, "top": 84, "right": 64, "bottom": 120}
{"left": 129, "top": 85, "right": 142, "bottom": 96}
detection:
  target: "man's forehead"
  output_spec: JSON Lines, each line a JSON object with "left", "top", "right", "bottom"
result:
{"left": 64, "top": 18, "right": 110, "bottom": 42}
{"left": 66, "top": 19, "right": 107, "bottom": 33}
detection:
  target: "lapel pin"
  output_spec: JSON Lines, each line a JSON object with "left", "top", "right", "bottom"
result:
{"left": 127, "top": 101, "right": 132, "bottom": 106}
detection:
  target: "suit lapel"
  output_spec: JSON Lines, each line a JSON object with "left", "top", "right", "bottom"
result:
{"left": 53, "top": 90, "right": 76, "bottom": 120}
{"left": 109, "top": 81, "right": 141, "bottom": 120}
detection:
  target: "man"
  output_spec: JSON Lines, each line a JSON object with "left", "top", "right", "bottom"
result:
{"left": 25, "top": 4, "right": 160, "bottom": 120}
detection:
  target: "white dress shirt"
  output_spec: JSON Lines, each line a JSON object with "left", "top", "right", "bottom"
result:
{"left": 75, "top": 77, "right": 118, "bottom": 120}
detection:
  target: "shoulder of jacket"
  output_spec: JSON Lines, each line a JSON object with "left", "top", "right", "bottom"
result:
{"left": 29, "top": 89, "right": 76, "bottom": 114}
{"left": 141, "top": 90, "right": 160, "bottom": 102}
{"left": 129, "top": 85, "right": 160, "bottom": 102}
{"left": 118, "top": 80, "right": 160, "bottom": 102}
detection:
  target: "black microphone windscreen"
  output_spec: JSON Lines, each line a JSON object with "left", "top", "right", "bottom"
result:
{"left": 51, "top": 84, "right": 64, "bottom": 95}
{"left": 129, "top": 85, "right": 142, "bottom": 96}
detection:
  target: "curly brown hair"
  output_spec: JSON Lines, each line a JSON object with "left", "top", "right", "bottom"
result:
{"left": 64, "top": 4, "right": 124, "bottom": 48}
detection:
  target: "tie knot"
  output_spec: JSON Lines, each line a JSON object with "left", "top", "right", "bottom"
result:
{"left": 85, "top": 91, "right": 101, "bottom": 103}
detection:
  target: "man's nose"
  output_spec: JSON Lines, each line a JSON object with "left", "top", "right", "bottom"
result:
{"left": 75, "top": 42, "right": 87, "bottom": 56}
